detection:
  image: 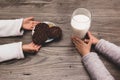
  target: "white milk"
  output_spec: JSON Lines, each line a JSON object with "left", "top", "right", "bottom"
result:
{"left": 71, "top": 15, "right": 91, "bottom": 38}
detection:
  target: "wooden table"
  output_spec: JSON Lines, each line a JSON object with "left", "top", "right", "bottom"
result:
{"left": 0, "top": 0, "right": 120, "bottom": 80}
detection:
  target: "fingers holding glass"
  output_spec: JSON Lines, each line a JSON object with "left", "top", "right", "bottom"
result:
{"left": 72, "top": 36, "right": 92, "bottom": 56}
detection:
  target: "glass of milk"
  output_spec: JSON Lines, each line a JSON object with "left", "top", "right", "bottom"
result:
{"left": 71, "top": 8, "right": 91, "bottom": 38}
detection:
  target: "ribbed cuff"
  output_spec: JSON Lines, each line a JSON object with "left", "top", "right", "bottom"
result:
{"left": 17, "top": 42, "right": 24, "bottom": 59}
{"left": 95, "top": 39, "right": 106, "bottom": 52}
{"left": 15, "top": 18, "right": 24, "bottom": 36}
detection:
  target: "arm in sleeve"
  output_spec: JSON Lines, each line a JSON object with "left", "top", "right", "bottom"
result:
{"left": 0, "top": 42, "right": 24, "bottom": 62}
{"left": 0, "top": 19, "right": 24, "bottom": 37}
{"left": 95, "top": 39, "right": 120, "bottom": 66}
{"left": 82, "top": 52, "right": 115, "bottom": 80}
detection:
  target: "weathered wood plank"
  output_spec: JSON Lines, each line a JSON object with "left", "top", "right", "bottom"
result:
{"left": 0, "top": 3, "right": 120, "bottom": 17}
{"left": 0, "top": 47, "right": 89, "bottom": 80}
{"left": 0, "top": 47, "right": 119, "bottom": 80}
{"left": 0, "top": 0, "right": 119, "bottom": 9}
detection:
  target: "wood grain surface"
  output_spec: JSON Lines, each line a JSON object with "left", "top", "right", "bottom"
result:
{"left": 0, "top": 0, "right": 120, "bottom": 80}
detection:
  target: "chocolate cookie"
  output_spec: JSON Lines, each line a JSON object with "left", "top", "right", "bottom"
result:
{"left": 47, "top": 26, "right": 62, "bottom": 39}
{"left": 32, "top": 23, "right": 49, "bottom": 45}
{"left": 34, "top": 23, "right": 49, "bottom": 32}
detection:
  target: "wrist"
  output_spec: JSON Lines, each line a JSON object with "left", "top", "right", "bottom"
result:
{"left": 82, "top": 51, "right": 90, "bottom": 57}
{"left": 22, "top": 19, "right": 25, "bottom": 29}
{"left": 22, "top": 45, "right": 25, "bottom": 52}
{"left": 93, "top": 39, "right": 99, "bottom": 45}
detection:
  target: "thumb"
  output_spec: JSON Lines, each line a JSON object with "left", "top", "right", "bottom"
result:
{"left": 88, "top": 38, "right": 92, "bottom": 46}
{"left": 88, "top": 31, "right": 92, "bottom": 39}
{"left": 26, "top": 17, "right": 34, "bottom": 21}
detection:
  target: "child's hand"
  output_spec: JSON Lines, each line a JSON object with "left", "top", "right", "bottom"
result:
{"left": 22, "top": 42, "right": 41, "bottom": 53}
{"left": 22, "top": 17, "right": 40, "bottom": 30}
{"left": 87, "top": 32, "right": 99, "bottom": 45}
{"left": 72, "top": 36, "right": 92, "bottom": 57}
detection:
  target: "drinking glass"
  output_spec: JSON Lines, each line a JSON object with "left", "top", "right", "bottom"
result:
{"left": 71, "top": 8, "right": 91, "bottom": 38}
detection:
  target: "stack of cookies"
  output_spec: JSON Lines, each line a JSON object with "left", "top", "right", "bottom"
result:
{"left": 32, "top": 23, "right": 62, "bottom": 45}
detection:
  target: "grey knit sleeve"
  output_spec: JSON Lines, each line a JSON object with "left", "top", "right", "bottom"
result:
{"left": 82, "top": 52, "right": 115, "bottom": 80}
{"left": 95, "top": 39, "right": 120, "bottom": 66}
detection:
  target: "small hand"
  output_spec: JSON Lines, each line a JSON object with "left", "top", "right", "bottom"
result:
{"left": 22, "top": 42, "right": 41, "bottom": 53}
{"left": 87, "top": 31, "right": 99, "bottom": 45}
{"left": 22, "top": 17, "right": 40, "bottom": 30}
{"left": 72, "top": 36, "right": 92, "bottom": 57}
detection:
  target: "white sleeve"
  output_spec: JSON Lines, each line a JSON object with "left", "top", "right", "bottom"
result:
{"left": 0, "top": 19, "right": 24, "bottom": 37}
{"left": 0, "top": 42, "right": 24, "bottom": 62}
